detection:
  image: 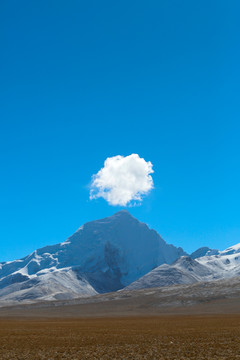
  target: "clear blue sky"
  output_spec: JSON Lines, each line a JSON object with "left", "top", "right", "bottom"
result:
{"left": 1, "top": 0, "right": 240, "bottom": 261}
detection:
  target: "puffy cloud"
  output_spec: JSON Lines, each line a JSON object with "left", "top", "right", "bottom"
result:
{"left": 90, "top": 154, "right": 154, "bottom": 206}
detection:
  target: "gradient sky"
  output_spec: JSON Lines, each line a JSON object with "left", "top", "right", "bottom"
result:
{"left": 1, "top": 0, "right": 240, "bottom": 261}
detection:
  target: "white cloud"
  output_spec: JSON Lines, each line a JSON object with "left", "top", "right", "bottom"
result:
{"left": 90, "top": 154, "right": 154, "bottom": 206}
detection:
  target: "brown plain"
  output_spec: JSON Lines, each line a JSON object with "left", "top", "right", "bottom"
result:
{"left": 1, "top": 315, "right": 240, "bottom": 360}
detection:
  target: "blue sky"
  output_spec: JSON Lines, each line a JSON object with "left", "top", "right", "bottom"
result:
{"left": 1, "top": 0, "right": 240, "bottom": 261}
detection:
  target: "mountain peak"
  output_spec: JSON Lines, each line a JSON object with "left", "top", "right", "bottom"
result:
{"left": 109, "top": 210, "right": 137, "bottom": 222}
{"left": 113, "top": 209, "right": 132, "bottom": 216}
{"left": 190, "top": 247, "right": 219, "bottom": 259}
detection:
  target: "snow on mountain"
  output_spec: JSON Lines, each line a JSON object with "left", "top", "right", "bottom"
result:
{"left": 0, "top": 210, "right": 185, "bottom": 303}
{"left": 220, "top": 243, "right": 240, "bottom": 256}
{"left": 197, "top": 252, "right": 240, "bottom": 278}
{"left": 0, "top": 269, "right": 98, "bottom": 304}
{"left": 126, "top": 243, "right": 240, "bottom": 291}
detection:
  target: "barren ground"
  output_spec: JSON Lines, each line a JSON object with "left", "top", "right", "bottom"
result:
{"left": 1, "top": 315, "right": 240, "bottom": 359}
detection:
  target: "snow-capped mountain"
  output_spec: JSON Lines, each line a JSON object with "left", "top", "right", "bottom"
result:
{"left": 0, "top": 210, "right": 185, "bottom": 303}
{"left": 2, "top": 210, "right": 240, "bottom": 305}
{"left": 125, "top": 243, "right": 240, "bottom": 290}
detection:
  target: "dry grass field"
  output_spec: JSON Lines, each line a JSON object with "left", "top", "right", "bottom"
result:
{"left": 0, "top": 315, "right": 240, "bottom": 359}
